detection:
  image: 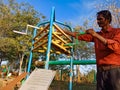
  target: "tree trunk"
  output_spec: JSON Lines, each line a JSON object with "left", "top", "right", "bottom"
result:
{"left": 19, "top": 53, "right": 24, "bottom": 75}
{"left": 76, "top": 65, "right": 81, "bottom": 83}
{"left": 0, "top": 58, "right": 2, "bottom": 67}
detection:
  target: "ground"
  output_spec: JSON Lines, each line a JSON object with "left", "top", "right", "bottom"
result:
{"left": 0, "top": 78, "right": 96, "bottom": 90}
{"left": 0, "top": 77, "right": 21, "bottom": 90}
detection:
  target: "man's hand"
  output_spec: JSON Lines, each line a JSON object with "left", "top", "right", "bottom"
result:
{"left": 86, "top": 29, "right": 107, "bottom": 44}
{"left": 63, "top": 29, "right": 75, "bottom": 37}
{"left": 86, "top": 29, "right": 97, "bottom": 37}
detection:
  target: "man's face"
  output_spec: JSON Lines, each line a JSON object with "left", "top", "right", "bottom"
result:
{"left": 97, "top": 14, "right": 109, "bottom": 28}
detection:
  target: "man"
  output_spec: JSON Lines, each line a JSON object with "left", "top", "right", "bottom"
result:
{"left": 64, "top": 10, "right": 120, "bottom": 90}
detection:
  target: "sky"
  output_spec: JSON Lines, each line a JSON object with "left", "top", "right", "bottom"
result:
{"left": 16, "top": 0, "right": 120, "bottom": 27}
{"left": 16, "top": 0, "right": 107, "bottom": 27}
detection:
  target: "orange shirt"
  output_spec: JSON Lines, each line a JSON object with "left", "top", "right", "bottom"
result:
{"left": 74, "top": 26, "right": 120, "bottom": 66}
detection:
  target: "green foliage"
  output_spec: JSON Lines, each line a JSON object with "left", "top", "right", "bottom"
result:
{"left": 0, "top": 0, "right": 43, "bottom": 38}
{"left": 0, "top": 0, "right": 46, "bottom": 68}
{"left": 0, "top": 38, "right": 18, "bottom": 62}
{"left": 84, "top": 69, "right": 96, "bottom": 83}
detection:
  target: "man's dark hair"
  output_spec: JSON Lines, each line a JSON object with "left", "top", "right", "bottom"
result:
{"left": 97, "top": 10, "right": 112, "bottom": 24}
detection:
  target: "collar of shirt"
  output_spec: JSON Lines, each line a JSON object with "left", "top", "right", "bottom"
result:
{"left": 100, "top": 25, "right": 113, "bottom": 34}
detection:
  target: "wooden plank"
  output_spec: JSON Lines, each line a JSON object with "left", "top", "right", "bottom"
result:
{"left": 33, "top": 41, "right": 71, "bottom": 55}
{"left": 53, "top": 24, "right": 72, "bottom": 42}
{"left": 32, "top": 40, "right": 48, "bottom": 51}
{"left": 34, "top": 32, "right": 48, "bottom": 45}
{"left": 52, "top": 40, "right": 70, "bottom": 54}
{"left": 52, "top": 40, "right": 66, "bottom": 51}
{"left": 52, "top": 32, "right": 68, "bottom": 44}
{"left": 19, "top": 69, "right": 56, "bottom": 90}
{"left": 33, "top": 24, "right": 50, "bottom": 40}
{"left": 1, "top": 72, "right": 27, "bottom": 90}
{"left": 52, "top": 32, "right": 72, "bottom": 48}
{"left": 36, "top": 50, "right": 45, "bottom": 53}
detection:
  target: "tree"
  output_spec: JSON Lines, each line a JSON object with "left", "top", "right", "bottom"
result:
{"left": 83, "top": 69, "right": 96, "bottom": 83}
{"left": 72, "top": 20, "right": 95, "bottom": 83}
{"left": 0, "top": 38, "right": 19, "bottom": 64}
{"left": 0, "top": 0, "right": 46, "bottom": 71}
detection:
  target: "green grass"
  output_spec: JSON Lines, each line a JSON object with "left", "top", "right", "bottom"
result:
{"left": 49, "top": 80, "right": 96, "bottom": 90}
